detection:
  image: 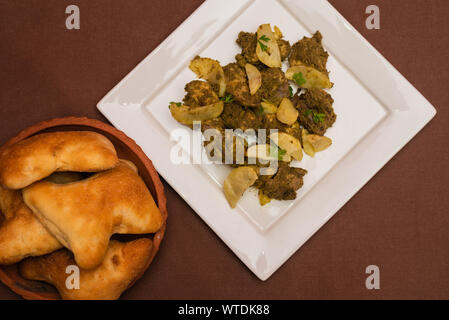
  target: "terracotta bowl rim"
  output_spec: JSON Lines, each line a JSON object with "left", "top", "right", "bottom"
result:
{"left": 0, "top": 116, "right": 168, "bottom": 300}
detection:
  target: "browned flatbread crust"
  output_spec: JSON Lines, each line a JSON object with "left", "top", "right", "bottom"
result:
{"left": 0, "top": 186, "right": 62, "bottom": 265}
{"left": 0, "top": 131, "right": 118, "bottom": 189}
{"left": 19, "top": 239, "right": 152, "bottom": 300}
{"left": 22, "top": 161, "right": 163, "bottom": 269}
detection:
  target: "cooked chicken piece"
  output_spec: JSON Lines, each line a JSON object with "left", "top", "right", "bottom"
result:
{"left": 201, "top": 117, "right": 248, "bottom": 165}
{"left": 223, "top": 63, "right": 262, "bottom": 107}
{"left": 235, "top": 54, "right": 249, "bottom": 69}
{"left": 201, "top": 118, "right": 224, "bottom": 133}
{"left": 220, "top": 101, "right": 301, "bottom": 141}
{"left": 236, "top": 31, "right": 291, "bottom": 67}
{"left": 255, "top": 162, "right": 307, "bottom": 200}
{"left": 296, "top": 88, "right": 336, "bottom": 135}
{"left": 182, "top": 80, "right": 219, "bottom": 107}
{"left": 264, "top": 114, "right": 301, "bottom": 140}
{"left": 221, "top": 102, "right": 264, "bottom": 131}
{"left": 260, "top": 68, "right": 290, "bottom": 106}
{"left": 277, "top": 39, "right": 291, "bottom": 61}
{"left": 236, "top": 32, "right": 260, "bottom": 65}
{"left": 289, "top": 31, "right": 329, "bottom": 75}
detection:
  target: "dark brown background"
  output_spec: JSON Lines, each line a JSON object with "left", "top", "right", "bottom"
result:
{"left": 0, "top": 0, "right": 448, "bottom": 299}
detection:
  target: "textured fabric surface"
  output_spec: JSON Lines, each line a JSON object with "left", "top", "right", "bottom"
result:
{"left": 0, "top": 0, "right": 447, "bottom": 299}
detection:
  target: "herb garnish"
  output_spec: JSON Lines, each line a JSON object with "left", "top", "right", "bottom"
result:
{"left": 169, "top": 101, "right": 182, "bottom": 108}
{"left": 304, "top": 109, "right": 326, "bottom": 123}
{"left": 293, "top": 72, "right": 306, "bottom": 87}
{"left": 288, "top": 86, "right": 294, "bottom": 98}
{"left": 258, "top": 41, "right": 268, "bottom": 52}
{"left": 278, "top": 148, "right": 287, "bottom": 158}
{"left": 270, "top": 146, "right": 287, "bottom": 160}
{"left": 313, "top": 113, "right": 326, "bottom": 123}
{"left": 257, "top": 105, "right": 265, "bottom": 115}
{"left": 258, "top": 35, "right": 270, "bottom": 52}
{"left": 220, "top": 94, "right": 233, "bottom": 103}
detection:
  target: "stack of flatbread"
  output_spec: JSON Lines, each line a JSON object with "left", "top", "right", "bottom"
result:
{"left": 0, "top": 131, "right": 164, "bottom": 300}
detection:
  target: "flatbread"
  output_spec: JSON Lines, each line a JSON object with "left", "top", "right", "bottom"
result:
{"left": 22, "top": 161, "right": 163, "bottom": 269}
{"left": 0, "top": 131, "right": 118, "bottom": 189}
{"left": 19, "top": 239, "right": 152, "bottom": 300}
{"left": 0, "top": 186, "right": 62, "bottom": 265}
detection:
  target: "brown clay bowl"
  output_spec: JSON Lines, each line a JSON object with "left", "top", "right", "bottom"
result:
{"left": 0, "top": 117, "right": 167, "bottom": 299}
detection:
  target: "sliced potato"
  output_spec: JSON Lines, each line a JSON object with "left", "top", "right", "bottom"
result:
{"left": 301, "top": 128, "right": 332, "bottom": 157}
{"left": 301, "top": 129, "right": 315, "bottom": 156}
{"left": 260, "top": 101, "right": 278, "bottom": 114}
{"left": 286, "top": 64, "right": 333, "bottom": 89}
{"left": 276, "top": 98, "right": 299, "bottom": 125}
{"left": 256, "top": 24, "right": 282, "bottom": 68}
{"left": 223, "top": 166, "right": 258, "bottom": 208}
{"left": 246, "top": 144, "right": 271, "bottom": 161}
{"left": 245, "top": 63, "right": 262, "bottom": 95}
{"left": 258, "top": 189, "right": 272, "bottom": 206}
{"left": 270, "top": 132, "right": 303, "bottom": 161}
{"left": 307, "top": 134, "right": 332, "bottom": 152}
{"left": 169, "top": 101, "right": 224, "bottom": 125}
{"left": 189, "top": 57, "right": 226, "bottom": 97}
{"left": 246, "top": 144, "right": 291, "bottom": 162}
{"left": 261, "top": 166, "right": 278, "bottom": 176}
{"left": 273, "top": 25, "right": 283, "bottom": 40}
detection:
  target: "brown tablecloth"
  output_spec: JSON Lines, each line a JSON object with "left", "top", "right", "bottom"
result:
{"left": 0, "top": 0, "right": 447, "bottom": 299}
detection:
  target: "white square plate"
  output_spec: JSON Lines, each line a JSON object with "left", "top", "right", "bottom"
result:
{"left": 98, "top": 0, "right": 436, "bottom": 280}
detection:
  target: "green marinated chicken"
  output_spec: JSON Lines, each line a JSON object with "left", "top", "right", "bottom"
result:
{"left": 169, "top": 24, "right": 336, "bottom": 206}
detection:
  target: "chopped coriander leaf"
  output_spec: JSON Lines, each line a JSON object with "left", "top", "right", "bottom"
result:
{"left": 303, "top": 109, "right": 312, "bottom": 116}
{"left": 304, "top": 109, "right": 326, "bottom": 123}
{"left": 220, "top": 94, "right": 233, "bottom": 103}
{"left": 313, "top": 113, "right": 326, "bottom": 124}
{"left": 293, "top": 72, "right": 306, "bottom": 87}
{"left": 270, "top": 146, "right": 287, "bottom": 160}
{"left": 169, "top": 101, "right": 182, "bottom": 108}
{"left": 278, "top": 148, "right": 287, "bottom": 157}
{"left": 257, "top": 105, "right": 265, "bottom": 114}
{"left": 257, "top": 35, "right": 271, "bottom": 52}
{"left": 258, "top": 40, "right": 268, "bottom": 52}
{"left": 303, "top": 109, "right": 326, "bottom": 123}
{"left": 259, "top": 35, "right": 270, "bottom": 42}
{"left": 288, "top": 86, "right": 294, "bottom": 98}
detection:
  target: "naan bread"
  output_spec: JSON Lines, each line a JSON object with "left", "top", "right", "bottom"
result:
{"left": 23, "top": 161, "right": 163, "bottom": 269}
{"left": 19, "top": 239, "right": 152, "bottom": 300}
{"left": 0, "top": 186, "right": 62, "bottom": 265}
{"left": 0, "top": 131, "right": 118, "bottom": 189}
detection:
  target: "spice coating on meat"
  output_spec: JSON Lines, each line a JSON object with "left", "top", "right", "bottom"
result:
{"left": 260, "top": 68, "right": 290, "bottom": 106}
{"left": 277, "top": 39, "right": 291, "bottom": 61}
{"left": 223, "top": 63, "right": 262, "bottom": 107}
{"left": 201, "top": 117, "right": 249, "bottom": 166}
{"left": 183, "top": 80, "right": 219, "bottom": 107}
{"left": 289, "top": 31, "right": 329, "bottom": 75}
{"left": 221, "top": 102, "right": 264, "bottom": 131}
{"left": 224, "top": 63, "right": 290, "bottom": 108}
{"left": 236, "top": 32, "right": 290, "bottom": 67}
{"left": 255, "top": 162, "right": 307, "bottom": 200}
{"left": 264, "top": 114, "right": 301, "bottom": 140}
{"left": 236, "top": 32, "right": 260, "bottom": 65}
{"left": 296, "top": 88, "right": 336, "bottom": 135}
